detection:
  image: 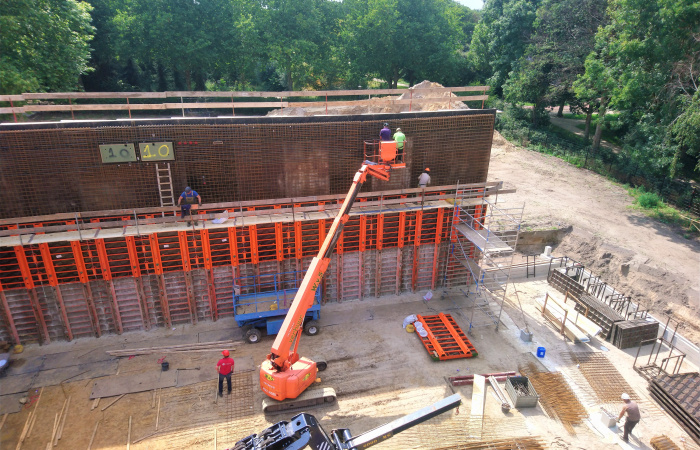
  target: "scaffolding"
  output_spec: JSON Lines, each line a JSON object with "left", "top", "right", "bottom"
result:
{"left": 445, "top": 186, "right": 523, "bottom": 332}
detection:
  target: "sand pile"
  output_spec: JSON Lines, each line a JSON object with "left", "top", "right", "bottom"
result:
{"left": 267, "top": 80, "right": 468, "bottom": 117}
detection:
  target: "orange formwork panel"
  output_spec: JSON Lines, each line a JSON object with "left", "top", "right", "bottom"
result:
{"left": 415, "top": 313, "right": 478, "bottom": 361}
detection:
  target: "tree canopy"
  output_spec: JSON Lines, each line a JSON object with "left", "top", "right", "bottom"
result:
{"left": 1, "top": 0, "right": 94, "bottom": 94}
{"left": 1, "top": 0, "right": 698, "bottom": 181}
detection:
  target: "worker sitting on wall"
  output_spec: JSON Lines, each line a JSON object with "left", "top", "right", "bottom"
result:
{"left": 178, "top": 186, "right": 202, "bottom": 226}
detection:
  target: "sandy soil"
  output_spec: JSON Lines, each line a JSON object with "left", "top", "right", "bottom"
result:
{"left": 488, "top": 131, "right": 700, "bottom": 344}
{"left": 1, "top": 285, "right": 695, "bottom": 450}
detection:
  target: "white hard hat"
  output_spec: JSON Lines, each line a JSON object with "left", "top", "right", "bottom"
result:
{"left": 621, "top": 393, "right": 630, "bottom": 400}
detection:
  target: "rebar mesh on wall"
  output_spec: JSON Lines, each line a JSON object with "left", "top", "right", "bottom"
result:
{"left": 0, "top": 111, "right": 494, "bottom": 219}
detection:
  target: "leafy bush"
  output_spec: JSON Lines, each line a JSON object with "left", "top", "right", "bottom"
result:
{"left": 637, "top": 192, "right": 661, "bottom": 209}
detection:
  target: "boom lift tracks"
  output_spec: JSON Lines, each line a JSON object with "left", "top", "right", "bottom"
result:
{"left": 260, "top": 140, "right": 405, "bottom": 413}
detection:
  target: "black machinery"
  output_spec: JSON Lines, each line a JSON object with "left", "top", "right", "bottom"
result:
{"left": 229, "top": 393, "right": 461, "bottom": 450}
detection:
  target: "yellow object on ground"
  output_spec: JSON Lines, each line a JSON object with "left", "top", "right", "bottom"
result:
{"left": 13, "top": 344, "right": 24, "bottom": 353}
{"left": 269, "top": 303, "right": 278, "bottom": 311}
{"left": 406, "top": 324, "right": 415, "bottom": 333}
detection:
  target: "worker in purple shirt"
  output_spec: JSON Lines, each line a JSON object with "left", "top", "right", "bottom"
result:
{"left": 379, "top": 123, "right": 392, "bottom": 141}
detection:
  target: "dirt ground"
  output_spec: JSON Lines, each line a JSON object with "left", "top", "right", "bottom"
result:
{"left": 1, "top": 283, "right": 696, "bottom": 450}
{"left": 488, "top": 131, "right": 700, "bottom": 344}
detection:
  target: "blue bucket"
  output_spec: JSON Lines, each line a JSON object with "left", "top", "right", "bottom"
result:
{"left": 536, "top": 347, "right": 546, "bottom": 358}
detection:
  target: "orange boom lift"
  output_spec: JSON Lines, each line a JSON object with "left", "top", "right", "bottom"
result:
{"left": 260, "top": 140, "right": 404, "bottom": 412}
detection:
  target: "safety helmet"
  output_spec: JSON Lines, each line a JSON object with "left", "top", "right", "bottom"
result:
{"left": 396, "top": 128, "right": 402, "bottom": 132}
{"left": 222, "top": 350, "right": 229, "bottom": 357}
{"left": 425, "top": 168, "right": 430, "bottom": 172}
{"left": 621, "top": 393, "right": 630, "bottom": 400}
{"left": 185, "top": 186, "right": 192, "bottom": 193}
{"left": 383, "top": 123, "right": 389, "bottom": 127}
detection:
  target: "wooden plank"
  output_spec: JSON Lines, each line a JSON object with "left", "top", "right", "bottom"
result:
{"left": 49, "top": 413, "right": 59, "bottom": 448}
{"left": 26, "top": 387, "right": 43, "bottom": 437}
{"left": 155, "top": 393, "right": 161, "bottom": 430}
{"left": 3, "top": 87, "right": 490, "bottom": 115}
{"left": 16, "top": 410, "right": 33, "bottom": 448}
{"left": 22, "top": 92, "right": 167, "bottom": 100}
{"left": 471, "top": 374, "right": 486, "bottom": 439}
{"left": 537, "top": 296, "right": 589, "bottom": 343}
{"left": 0, "top": 181, "right": 506, "bottom": 226}
{"left": 545, "top": 291, "right": 602, "bottom": 337}
{"left": 163, "top": 102, "right": 288, "bottom": 109}
{"left": 288, "top": 96, "right": 489, "bottom": 108}
{"left": 55, "top": 395, "right": 71, "bottom": 445}
{"left": 87, "top": 420, "right": 100, "bottom": 450}
{"left": 471, "top": 375, "right": 487, "bottom": 417}
{"left": 100, "top": 394, "right": 125, "bottom": 411}
{"left": 127, "top": 416, "right": 132, "bottom": 450}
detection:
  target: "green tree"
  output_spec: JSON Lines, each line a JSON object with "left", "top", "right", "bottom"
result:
{"left": 506, "top": 0, "right": 607, "bottom": 127}
{"left": 0, "top": 0, "right": 94, "bottom": 94}
{"left": 259, "top": 0, "right": 341, "bottom": 90}
{"left": 111, "top": 0, "right": 257, "bottom": 91}
{"left": 576, "top": 0, "right": 700, "bottom": 174}
{"left": 342, "top": 0, "right": 464, "bottom": 88}
{"left": 468, "top": 0, "right": 540, "bottom": 95}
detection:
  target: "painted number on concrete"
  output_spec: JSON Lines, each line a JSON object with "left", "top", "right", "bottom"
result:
{"left": 139, "top": 142, "right": 174, "bottom": 161}
{"left": 99, "top": 144, "right": 137, "bottom": 163}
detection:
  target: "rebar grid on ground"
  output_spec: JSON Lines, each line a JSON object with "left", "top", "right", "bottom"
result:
{"left": 374, "top": 411, "right": 530, "bottom": 449}
{"left": 519, "top": 363, "right": 588, "bottom": 435}
{"left": 565, "top": 352, "right": 638, "bottom": 403}
{"left": 429, "top": 437, "right": 547, "bottom": 450}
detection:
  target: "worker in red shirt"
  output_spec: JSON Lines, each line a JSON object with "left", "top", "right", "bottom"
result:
{"left": 217, "top": 350, "right": 234, "bottom": 397}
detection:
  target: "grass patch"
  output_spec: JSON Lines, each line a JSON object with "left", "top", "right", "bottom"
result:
{"left": 626, "top": 186, "right": 699, "bottom": 235}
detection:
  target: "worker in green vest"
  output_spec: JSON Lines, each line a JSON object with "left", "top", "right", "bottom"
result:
{"left": 393, "top": 128, "right": 406, "bottom": 161}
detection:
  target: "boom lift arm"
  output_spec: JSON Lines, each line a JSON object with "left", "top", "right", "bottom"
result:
{"left": 232, "top": 394, "right": 461, "bottom": 450}
{"left": 261, "top": 142, "right": 402, "bottom": 403}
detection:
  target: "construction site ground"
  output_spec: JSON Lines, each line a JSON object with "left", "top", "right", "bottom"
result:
{"left": 1, "top": 128, "right": 699, "bottom": 449}
{"left": 1, "top": 282, "right": 697, "bottom": 450}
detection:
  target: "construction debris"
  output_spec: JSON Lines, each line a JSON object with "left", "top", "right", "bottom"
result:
{"left": 504, "top": 376, "right": 539, "bottom": 408}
